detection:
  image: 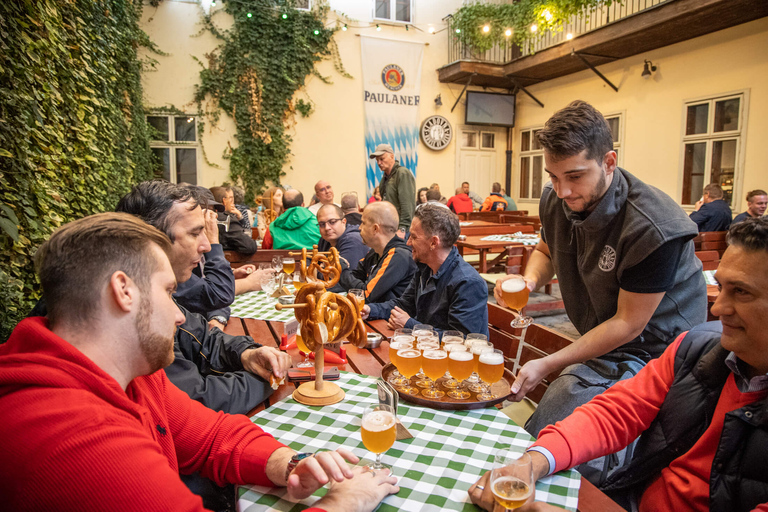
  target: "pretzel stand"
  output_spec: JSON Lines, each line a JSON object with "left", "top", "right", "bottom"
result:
{"left": 275, "top": 247, "right": 368, "bottom": 406}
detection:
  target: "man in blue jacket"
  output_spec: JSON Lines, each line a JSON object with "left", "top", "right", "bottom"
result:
{"left": 690, "top": 183, "right": 732, "bottom": 232}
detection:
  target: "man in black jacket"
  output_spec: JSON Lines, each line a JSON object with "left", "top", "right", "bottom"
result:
{"left": 338, "top": 201, "right": 417, "bottom": 303}
{"left": 690, "top": 183, "right": 732, "bottom": 232}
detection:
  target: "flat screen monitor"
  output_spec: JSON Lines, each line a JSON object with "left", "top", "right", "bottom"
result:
{"left": 465, "top": 91, "right": 516, "bottom": 127}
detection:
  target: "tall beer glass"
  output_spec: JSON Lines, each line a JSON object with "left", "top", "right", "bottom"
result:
{"left": 421, "top": 349, "right": 448, "bottom": 398}
{"left": 490, "top": 452, "right": 534, "bottom": 510}
{"left": 447, "top": 349, "right": 473, "bottom": 399}
{"left": 477, "top": 348, "right": 505, "bottom": 400}
{"left": 395, "top": 348, "right": 422, "bottom": 395}
{"left": 442, "top": 341, "right": 465, "bottom": 388}
{"left": 361, "top": 404, "right": 397, "bottom": 470}
{"left": 388, "top": 340, "right": 411, "bottom": 387}
{"left": 500, "top": 277, "right": 533, "bottom": 329}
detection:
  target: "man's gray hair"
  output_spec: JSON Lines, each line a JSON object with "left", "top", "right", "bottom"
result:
{"left": 414, "top": 202, "right": 460, "bottom": 249}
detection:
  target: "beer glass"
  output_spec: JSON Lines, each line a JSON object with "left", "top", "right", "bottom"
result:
{"left": 395, "top": 348, "right": 422, "bottom": 396}
{"left": 295, "top": 325, "right": 314, "bottom": 368}
{"left": 501, "top": 276, "right": 533, "bottom": 329}
{"left": 447, "top": 349, "right": 473, "bottom": 399}
{"left": 349, "top": 289, "right": 365, "bottom": 314}
{"left": 441, "top": 341, "right": 465, "bottom": 388}
{"left": 292, "top": 270, "right": 305, "bottom": 291}
{"left": 282, "top": 257, "right": 295, "bottom": 275}
{"left": 361, "top": 404, "right": 397, "bottom": 470}
{"left": 468, "top": 341, "right": 493, "bottom": 394}
{"left": 490, "top": 451, "right": 534, "bottom": 510}
{"left": 387, "top": 340, "right": 411, "bottom": 387}
{"left": 477, "top": 349, "right": 505, "bottom": 400}
{"left": 413, "top": 324, "right": 434, "bottom": 337}
{"left": 421, "top": 349, "right": 448, "bottom": 398}
{"left": 415, "top": 338, "right": 439, "bottom": 388}
{"left": 260, "top": 272, "right": 277, "bottom": 296}
{"left": 271, "top": 255, "right": 282, "bottom": 272}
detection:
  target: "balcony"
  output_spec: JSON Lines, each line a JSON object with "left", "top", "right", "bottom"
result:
{"left": 438, "top": 0, "right": 768, "bottom": 89}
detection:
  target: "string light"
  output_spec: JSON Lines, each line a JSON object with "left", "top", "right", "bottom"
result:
{"left": 313, "top": 29, "right": 320, "bottom": 35}
{"left": 530, "top": 24, "right": 537, "bottom": 32}
{"left": 455, "top": 28, "right": 461, "bottom": 34}
{"left": 543, "top": 9, "right": 553, "bottom": 22}
{"left": 376, "top": 24, "right": 381, "bottom": 31}
{"left": 247, "top": 12, "right": 252, "bottom": 18}
{"left": 211, "top": 0, "right": 216, "bottom": 5}
{"left": 428, "top": 26, "right": 435, "bottom": 34}
{"left": 504, "top": 28, "right": 512, "bottom": 37}
{"left": 482, "top": 24, "right": 490, "bottom": 33}
{"left": 342, "top": 24, "right": 347, "bottom": 31}
{"left": 566, "top": 32, "right": 573, "bottom": 40}
{"left": 282, "top": 13, "right": 287, "bottom": 19}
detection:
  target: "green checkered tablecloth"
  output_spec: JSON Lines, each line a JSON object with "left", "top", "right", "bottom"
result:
{"left": 480, "top": 233, "right": 540, "bottom": 246}
{"left": 703, "top": 269, "right": 717, "bottom": 286}
{"left": 230, "top": 288, "right": 296, "bottom": 322}
{"left": 238, "top": 373, "right": 580, "bottom": 512}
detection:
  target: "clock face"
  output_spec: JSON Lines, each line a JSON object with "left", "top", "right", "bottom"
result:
{"left": 420, "top": 115, "right": 452, "bottom": 150}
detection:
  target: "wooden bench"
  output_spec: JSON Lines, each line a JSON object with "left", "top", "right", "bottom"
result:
{"left": 500, "top": 214, "right": 541, "bottom": 232}
{"left": 224, "top": 249, "right": 293, "bottom": 269}
{"left": 693, "top": 231, "right": 728, "bottom": 257}
{"left": 695, "top": 250, "right": 720, "bottom": 271}
{"left": 458, "top": 210, "right": 529, "bottom": 222}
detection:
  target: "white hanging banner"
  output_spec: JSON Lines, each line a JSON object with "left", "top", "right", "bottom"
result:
{"left": 360, "top": 36, "right": 424, "bottom": 198}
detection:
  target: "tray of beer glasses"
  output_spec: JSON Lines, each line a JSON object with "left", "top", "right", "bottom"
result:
{"left": 382, "top": 333, "right": 514, "bottom": 410}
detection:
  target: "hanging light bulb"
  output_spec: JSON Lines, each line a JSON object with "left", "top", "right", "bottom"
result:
{"left": 566, "top": 33, "right": 573, "bottom": 40}
{"left": 482, "top": 24, "right": 490, "bottom": 33}
{"left": 428, "top": 26, "right": 435, "bottom": 34}
{"left": 543, "top": 9, "right": 553, "bottom": 22}
{"left": 376, "top": 24, "right": 381, "bottom": 31}
{"left": 282, "top": 13, "right": 287, "bottom": 19}
{"left": 342, "top": 24, "right": 348, "bottom": 31}
{"left": 314, "top": 29, "right": 320, "bottom": 35}
{"left": 530, "top": 24, "right": 537, "bottom": 33}
{"left": 455, "top": 28, "right": 461, "bottom": 34}
{"left": 504, "top": 28, "right": 512, "bottom": 37}
{"left": 247, "top": 12, "right": 252, "bottom": 18}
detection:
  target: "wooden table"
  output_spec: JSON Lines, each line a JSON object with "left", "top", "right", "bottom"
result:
{"left": 457, "top": 235, "right": 530, "bottom": 273}
{"left": 224, "top": 316, "right": 625, "bottom": 511}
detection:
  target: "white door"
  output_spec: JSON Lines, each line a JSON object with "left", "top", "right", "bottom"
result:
{"left": 455, "top": 126, "right": 505, "bottom": 198}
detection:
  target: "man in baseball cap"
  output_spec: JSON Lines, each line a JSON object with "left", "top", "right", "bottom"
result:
{"left": 370, "top": 143, "right": 415, "bottom": 237}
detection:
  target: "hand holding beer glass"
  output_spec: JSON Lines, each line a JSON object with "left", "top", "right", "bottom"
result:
{"left": 498, "top": 276, "right": 533, "bottom": 329}
{"left": 361, "top": 404, "right": 397, "bottom": 471}
{"left": 490, "top": 451, "right": 534, "bottom": 510}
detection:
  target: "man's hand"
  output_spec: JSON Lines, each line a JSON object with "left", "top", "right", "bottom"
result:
{"left": 286, "top": 448, "right": 361, "bottom": 500}
{"left": 693, "top": 199, "right": 703, "bottom": 211}
{"left": 235, "top": 268, "right": 275, "bottom": 295}
{"left": 204, "top": 209, "right": 220, "bottom": 246}
{"left": 208, "top": 319, "right": 226, "bottom": 331}
{"left": 469, "top": 452, "right": 548, "bottom": 511}
{"left": 387, "top": 306, "right": 410, "bottom": 330}
{"left": 509, "top": 357, "right": 552, "bottom": 402}
{"left": 313, "top": 465, "right": 399, "bottom": 512}
{"left": 233, "top": 264, "right": 257, "bottom": 279}
{"left": 361, "top": 304, "right": 371, "bottom": 320}
{"left": 240, "top": 346, "right": 292, "bottom": 380}
{"left": 494, "top": 274, "right": 536, "bottom": 309}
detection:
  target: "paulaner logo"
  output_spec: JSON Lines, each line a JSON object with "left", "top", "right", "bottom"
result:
{"left": 381, "top": 64, "right": 405, "bottom": 91}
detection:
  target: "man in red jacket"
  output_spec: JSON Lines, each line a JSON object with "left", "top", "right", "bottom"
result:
{"left": 0, "top": 213, "right": 398, "bottom": 512}
{"left": 470, "top": 218, "right": 768, "bottom": 512}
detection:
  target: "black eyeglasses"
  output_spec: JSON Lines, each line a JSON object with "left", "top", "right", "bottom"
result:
{"left": 318, "top": 218, "right": 342, "bottom": 229}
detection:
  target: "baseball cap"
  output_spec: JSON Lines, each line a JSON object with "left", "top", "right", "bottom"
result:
{"left": 193, "top": 186, "right": 225, "bottom": 212}
{"left": 369, "top": 143, "right": 394, "bottom": 158}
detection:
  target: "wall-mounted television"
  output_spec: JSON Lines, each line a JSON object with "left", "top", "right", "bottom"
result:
{"left": 465, "top": 91, "right": 516, "bottom": 127}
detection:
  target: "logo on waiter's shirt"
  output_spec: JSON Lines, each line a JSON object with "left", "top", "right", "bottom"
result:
{"left": 381, "top": 64, "right": 405, "bottom": 91}
{"left": 599, "top": 245, "right": 617, "bottom": 272}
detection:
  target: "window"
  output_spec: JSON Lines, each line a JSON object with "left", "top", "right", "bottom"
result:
{"left": 374, "top": 0, "right": 411, "bottom": 23}
{"left": 295, "top": 0, "right": 310, "bottom": 10}
{"left": 147, "top": 115, "right": 199, "bottom": 185}
{"left": 680, "top": 94, "right": 744, "bottom": 206}
{"left": 480, "top": 132, "right": 495, "bottom": 150}
{"left": 461, "top": 131, "right": 478, "bottom": 149}
{"left": 518, "top": 114, "right": 622, "bottom": 199}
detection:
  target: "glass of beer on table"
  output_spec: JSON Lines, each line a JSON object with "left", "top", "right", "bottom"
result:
{"left": 282, "top": 257, "right": 295, "bottom": 275}
{"left": 477, "top": 348, "right": 505, "bottom": 401}
{"left": 447, "top": 348, "right": 473, "bottom": 399}
{"left": 295, "top": 325, "right": 314, "bottom": 368}
{"left": 361, "top": 404, "right": 397, "bottom": 470}
{"left": 500, "top": 276, "right": 533, "bottom": 329}
{"left": 349, "top": 288, "right": 365, "bottom": 314}
{"left": 490, "top": 451, "right": 534, "bottom": 510}
{"left": 292, "top": 270, "right": 305, "bottom": 290}
{"left": 395, "top": 348, "right": 422, "bottom": 395}
{"left": 421, "top": 349, "right": 448, "bottom": 398}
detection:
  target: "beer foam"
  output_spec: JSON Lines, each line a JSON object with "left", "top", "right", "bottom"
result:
{"left": 397, "top": 349, "right": 421, "bottom": 358}
{"left": 363, "top": 410, "right": 396, "bottom": 431}
{"left": 501, "top": 277, "right": 526, "bottom": 293}
{"left": 423, "top": 349, "right": 447, "bottom": 359}
{"left": 479, "top": 351, "right": 504, "bottom": 365}
{"left": 393, "top": 335, "right": 415, "bottom": 344}
{"left": 449, "top": 350, "right": 473, "bottom": 361}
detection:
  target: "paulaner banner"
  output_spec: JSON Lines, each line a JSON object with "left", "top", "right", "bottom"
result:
{"left": 360, "top": 35, "right": 424, "bottom": 198}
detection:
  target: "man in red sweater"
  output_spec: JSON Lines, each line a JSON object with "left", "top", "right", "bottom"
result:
{"left": 470, "top": 218, "right": 768, "bottom": 512}
{"left": 0, "top": 213, "right": 398, "bottom": 512}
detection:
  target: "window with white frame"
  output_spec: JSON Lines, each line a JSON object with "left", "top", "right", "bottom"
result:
{"left": 374, "top": 0, "right": 411, "bottom": 23}
{"left": 518, "top": 113, "right": 623, "bottom": 199}
{"left": 680, "top": 93, "right": 744, "bottom": 207}
{"left": 147, "top": 115, "right": 199, "bottom": 185}
{"left": 295, "top": 0, "right": 310, "bottom": 10}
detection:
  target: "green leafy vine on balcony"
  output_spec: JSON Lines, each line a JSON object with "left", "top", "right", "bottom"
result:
{"left": 195, "top": 0, "right": 351, "bottom": 201}
{"left": 452, "top": 0, "right": 616, "bottom": 54}
{"left": 0, "top": 0, "right": 157, "bottom": 340}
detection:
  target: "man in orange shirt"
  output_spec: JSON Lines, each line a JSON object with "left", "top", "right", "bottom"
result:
{"left": 471, "top": 218, "right": 768, "bottom": 512}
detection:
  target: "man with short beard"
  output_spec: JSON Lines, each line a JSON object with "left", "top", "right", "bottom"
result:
{"left": 494, "top": 101, "right": 706, "bottom": 485}
{"left": 0, "top": 213, "right": 398, "bottom": 512}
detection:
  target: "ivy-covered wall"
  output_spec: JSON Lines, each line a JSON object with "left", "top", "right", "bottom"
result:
{"left": 0, "top": 0, "right": 156, "bottom": 340}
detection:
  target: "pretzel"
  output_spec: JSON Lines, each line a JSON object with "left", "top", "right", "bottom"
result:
{"left": 262, "top": 209, "right": 277, "bottom": 225}
{"left": 305, "top": 247, "right": 341, "bottom": 288}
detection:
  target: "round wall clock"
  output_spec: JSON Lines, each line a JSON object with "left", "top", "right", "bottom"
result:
{"left": 420, "top": 115, "right": 452, "bottom": 150}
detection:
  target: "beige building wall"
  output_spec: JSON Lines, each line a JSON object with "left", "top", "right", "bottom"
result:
{"left": 511, "top": 17, "right": 768, "bottom": 215}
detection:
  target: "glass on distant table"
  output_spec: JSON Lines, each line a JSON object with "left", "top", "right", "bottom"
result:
{"left": 395, "top": 348, "right": 422, "bottom": 396}
{"left": 447, "top": 349, "right": 474, "bottom": 399}
{"left": 271, "top": 255, "right": 282, "bottom": 272}
{"left": 387, "top": 340, "right": 412, "bottom": 387}
{"left": 295, "top": 326, "right": 313, "bottom": 368}
{"left": 421, "top": 349, "right": 448, "bottom": 398}
{"left": 490, "top": 451, "right": 534, "bottom": 510}
{"left": 361, "top": 404, "right": 397, "bottom": 471}
{"left": 349, "top": 288, "right": 365, "bottom": 314}
{"left": 282, "top": 257, "right": 295, "bottom": 275}
{"left": 477, "top": 348, "right": 505, "bottom": 401}
{"left": 501, "top": 276, "right": 533, "bottom": 329}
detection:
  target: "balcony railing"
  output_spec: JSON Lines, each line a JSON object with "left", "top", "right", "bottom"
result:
{"left": 446, "top": 0, "right": 669, "bottom": 65}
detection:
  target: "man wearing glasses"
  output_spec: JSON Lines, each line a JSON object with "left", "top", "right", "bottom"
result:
{"left": 309, "top": 180, "right": 339, "bottom": 215}
{"left": 316, "top": 204, "right": 368, "bottom": 273}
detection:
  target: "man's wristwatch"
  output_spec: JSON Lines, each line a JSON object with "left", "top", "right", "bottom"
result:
{"left": 285, "top": 452, "right": 314, "bottom": 481}
{"left": 210, "top": 315, "right": 228, "bottom": 327}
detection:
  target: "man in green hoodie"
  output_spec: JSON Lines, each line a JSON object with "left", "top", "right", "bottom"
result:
{"left": 269, "top": 189, "right": 321, "bottom": 250}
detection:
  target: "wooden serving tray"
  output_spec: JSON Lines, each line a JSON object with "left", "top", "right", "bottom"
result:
{"left": 381, "top": 363, "right": 514, "bottom": 410}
